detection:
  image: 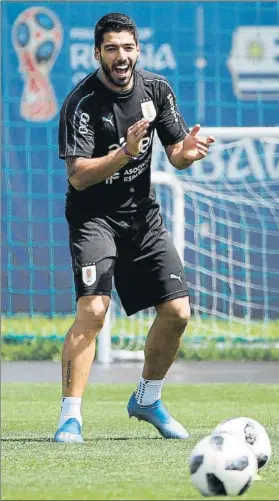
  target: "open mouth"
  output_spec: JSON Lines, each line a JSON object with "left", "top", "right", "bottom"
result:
{"left": 113, "top": 64, "right": 130, "bottom": 77}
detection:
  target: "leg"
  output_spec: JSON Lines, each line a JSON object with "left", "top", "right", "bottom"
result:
{"left": 62, "top": 295, "right": 110, "bottom": 397}
{"left": 54, "top": 295, "right": 109, "bottom": 443}
{"left": 143, "top": 296, "right": 191, "bottom": 380}
{"left": 127, "top": 297, "right": 191, "bottom": 439}
{"left": 54, "top": 218, "right": 117, "bottom": 443}
{"left": 122, "top": 211, "right": 191, "bottom": 438}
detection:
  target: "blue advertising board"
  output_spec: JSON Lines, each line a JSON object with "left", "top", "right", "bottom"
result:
{"left": 3, "top": 1, "right": 279, "bottom": 126}
{"left": 2, "top": 1, "right": 279, "bottom": 316}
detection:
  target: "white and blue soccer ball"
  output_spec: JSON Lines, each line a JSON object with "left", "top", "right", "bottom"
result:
{"left": 189, "top": 432, "right": 258, "bottom": 497}
{"left": 213, "top": 417, "right": 272, "bottom": 470}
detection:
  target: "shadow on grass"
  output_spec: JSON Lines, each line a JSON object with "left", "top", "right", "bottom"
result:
{"left": 1, "top": 436, "right": 162, "bottom": 442}
{"left": 1, "top": 437, "right": 54, "bottom": 442}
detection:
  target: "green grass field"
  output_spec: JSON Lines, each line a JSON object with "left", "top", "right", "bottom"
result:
{"left": 2, "top": 315, "right": 279, "bottom": 339}
{"left": 2, "top": 383, "right": 279, "bottom": 500}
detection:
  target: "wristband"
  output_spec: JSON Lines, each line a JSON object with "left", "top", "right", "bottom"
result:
{"left": 122, "top": 144, "right": 138, "bottom": 160}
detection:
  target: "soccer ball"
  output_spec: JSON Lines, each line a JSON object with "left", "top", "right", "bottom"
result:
{"left": 189, "top": 432, "right": 258, "bottom": 497}
{"left": 213, "top": 417, "right": 272, "bottom": 470}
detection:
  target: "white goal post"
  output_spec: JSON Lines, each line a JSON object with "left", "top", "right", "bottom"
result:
{"left": 97, "top": 171, "right": 185, "bottom": 364}
{"left": 198, "top": 127, "right": 278, "bottom": 139}
{"left": 97, "top": 127, "right": 279, "bottom": 364}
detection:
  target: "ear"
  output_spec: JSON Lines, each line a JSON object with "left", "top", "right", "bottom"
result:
{"left": 136, "top": 43, "right": 140, "bottom": 56}
{"left": 94, "top": 47, "right": 100, "bottom": 61}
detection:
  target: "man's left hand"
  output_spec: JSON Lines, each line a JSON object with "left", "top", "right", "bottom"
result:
{"left": 183, "top": 124, "right": 215, "bottom": 162}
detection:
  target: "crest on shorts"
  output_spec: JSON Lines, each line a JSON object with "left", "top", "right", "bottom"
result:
{"left": 82, "top": 264, "right": 96, "bottom": 286}
{"left": 141, "top": 100, "right": 156, "bottom": 121}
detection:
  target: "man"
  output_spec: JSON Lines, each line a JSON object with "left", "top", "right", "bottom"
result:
{"left": 55, "top": 13, "right": 215, "bottom": 443}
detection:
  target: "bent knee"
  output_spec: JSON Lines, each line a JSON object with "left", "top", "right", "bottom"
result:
{"left": 156, "top": 296, "right": 191, "bottom": 328}
{"left": 75, "top": 295, "right": 110, "bottom": 332}
{"left": 173, "top": 304, "right": 191, "bottom": 329}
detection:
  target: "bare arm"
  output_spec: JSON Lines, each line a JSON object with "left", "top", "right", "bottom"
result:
{"left": 66, "top": 119, "right": 150, "bottom": 191}
{"left": 66, "top": 148, "right": 129, "bottom": 191}
{"left": 165, "top": 141, "right": 194, "bottom": 170}
{"left": 166, "top": 125, "right": 215, "bottom": 171}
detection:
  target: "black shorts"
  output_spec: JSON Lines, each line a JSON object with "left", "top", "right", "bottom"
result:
{"left": 68, "top": 207, "right": 189, "bottom": 316}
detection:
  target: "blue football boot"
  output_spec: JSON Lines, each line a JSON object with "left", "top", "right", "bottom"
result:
{"left": 127, "top": 392, "right": 189, "bottom": 439}
{"left": 54, "top": 418, "right": 84, "bottom": 443}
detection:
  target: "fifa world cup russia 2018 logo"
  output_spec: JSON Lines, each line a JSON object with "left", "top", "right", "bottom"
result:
{"left": 12, "top": 7, "right": 63, "bottom": 122}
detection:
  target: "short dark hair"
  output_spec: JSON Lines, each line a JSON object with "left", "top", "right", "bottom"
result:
{"left": 94, "top": 13, "right": 138, "bottom": 49}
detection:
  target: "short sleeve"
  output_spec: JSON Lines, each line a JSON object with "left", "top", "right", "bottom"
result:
{"left": 155, "top": 80, "right": 190, "bottom": 147}
{"left": 59, "top": 100, "right": 95, "bottom": 159}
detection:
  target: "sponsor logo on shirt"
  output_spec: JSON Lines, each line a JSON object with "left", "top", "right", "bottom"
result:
{"left": 102, "top": 114, "right": 114, "bottom": 127}
{"left": 78, "top": 112, "right": 90, "bottom": 134}
{"left": 106, "top": 172, "right": 120, "bottom": 184}
{"left": 123, "top": 162, "right": 149, "bottom": 182}
{"left": 108, "top": 137, "right": 151, "bottom": 157}
{"left": 106, "top": 136, "right": 152, "bottom": 184}
{"left": 167, "top": 93, "right": 179, "bottom": 123}
{"left": 170, "top": 272, "right": 183, "bottom": 283}
{"left": 141, "top": 99, "right": 157, "bottom": 121}
{"left": 82, "top": 263, "right": 96, "bottom": 286}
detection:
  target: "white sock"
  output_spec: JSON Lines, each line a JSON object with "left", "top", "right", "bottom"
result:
{"left": 135, "top": 377, "right": 165, "bottom": 406}
{"left": 58, "top": 397, "right": 82, "bottom": 429}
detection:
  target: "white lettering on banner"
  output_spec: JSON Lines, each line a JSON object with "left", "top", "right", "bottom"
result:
{"left": 70, "top": 27, "right": 176, "bottom": 84}
{"left": 70, "top": 44, "right": 94, "bottom": 70}
{"left": 151, "top": 133, "right": 279, "bottom": 181}
{"left": 192, "top": 148, "right": 224, "bottom": 181}
{"left": 228, "top": 139, "right": 265, "bottom": 180}
{"left": 265, "top": 143, "right": 279, "bottom": 179}
{"left": 191, "top": 143, "right": 278, "bottom": 181}
{"left": 69, "top": 27, "right": 153, "bottom": 41}
{"left": 138, "top": 44, "right": 176, "bottom": 71}
{"left": 70, "top": 28, "right": 94, "bottom": 40}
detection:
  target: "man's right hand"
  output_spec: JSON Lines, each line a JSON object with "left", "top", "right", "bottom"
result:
{"left": 126, "top": 119, "right": 150, "bottom": 157}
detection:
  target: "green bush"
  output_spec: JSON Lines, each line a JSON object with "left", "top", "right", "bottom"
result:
{"left": 2, "top": 337, "right": 279, "bottom": 361}
{"left": 178, "top": 341, "right": 279, "bottom": 361}
{"left": 1, "top": 339, "right": 62, "bottom": 361}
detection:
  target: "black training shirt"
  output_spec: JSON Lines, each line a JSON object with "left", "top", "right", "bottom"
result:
{"left": 59, "top": 68, "right": 189, "bottom": 219}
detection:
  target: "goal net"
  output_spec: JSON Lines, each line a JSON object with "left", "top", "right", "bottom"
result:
{"left": 2, "top": 128, "right": 279, "bottom": 362}
{"left": 100, "top": 128, "right": 279, "bottom": 362}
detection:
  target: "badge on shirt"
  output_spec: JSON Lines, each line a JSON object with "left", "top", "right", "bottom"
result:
{"left": 82, "top": 264, "right": 96, "bottom": 286}
{"left": 141, "top": 100, "right": 156, "bottom": 122}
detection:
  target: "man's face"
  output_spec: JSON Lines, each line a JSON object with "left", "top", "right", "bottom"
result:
{"left": 95, "top": 31, "right": 140, "bottom": 90}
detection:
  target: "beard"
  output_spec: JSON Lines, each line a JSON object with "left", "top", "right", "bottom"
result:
{"left": 99, "top": 56, "right": 137, "bottom": 89}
